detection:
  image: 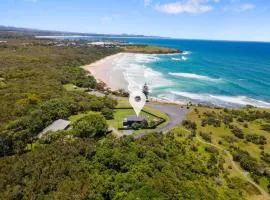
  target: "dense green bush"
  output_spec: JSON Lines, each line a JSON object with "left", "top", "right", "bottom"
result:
{"left": 199, "top": 132, "right": 212, "bottom": 143}
{"left": 245, "top": 134, "right": 267, "bottom": 145}
{"left": 231, "top": 127, "right": 244, "bottom": 139}
{"left": 0, "top": 133, "right": 245, "bottom": 199}
{"left": 182, "top": 120, "right": 197, "bottom": 130}
{"left": 73, "top": 113, "right": 108, "bottom": 138}
{"left": 261, "top": 124, "right": 270, "bottom": 132}
{"left": 101, "top": 107, "right": 114, "bottom": 120}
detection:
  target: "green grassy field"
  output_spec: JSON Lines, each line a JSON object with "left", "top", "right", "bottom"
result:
{"left": 63, "top": 83, "right": 88, "bottom": 92}
{"left": 107, "top": 109, "right": 159, "bottom": 129}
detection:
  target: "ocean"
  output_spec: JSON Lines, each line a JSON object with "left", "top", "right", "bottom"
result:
{"left": 54, "top": 36, "right": 270, "bottom": 108}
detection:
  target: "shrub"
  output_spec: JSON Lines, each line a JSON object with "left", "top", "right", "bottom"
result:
{"left": 182, "top": 120, "right": 197, "bottom": 130}
{"left": 101, "top": 107, "right": 114, "bottom": 120}
{"left": 205, "top": 146, "right": 219, "bottom": 154}
{"left": 261, "top": 124, "right": 270, "bottom": 132}
{"left": 231, "top": 127, "right": 244, "bottom": 139}
{"left": 199, "top": 132, "right": 212, "bottom": 143}
{"left": 131, "top": 122, "right": 141, "bottom": 130}
{"left": 261, "top": 152, "right": 270, "bottom": 163}
{"left": 245, "top": 134, "right": 267, "bottom": 145}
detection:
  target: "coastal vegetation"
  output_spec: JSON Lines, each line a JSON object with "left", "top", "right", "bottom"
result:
{"left": 185, "top": 106, "right": 270, "bottom": 195}
{"left": 0, "top": 36, "right": 269, "bottom": 199}
{"left": 122, "top": 44, "right": 181, "bottom": 54}
{"left": 0, "top": 131, "right": 253, "bottom": 199}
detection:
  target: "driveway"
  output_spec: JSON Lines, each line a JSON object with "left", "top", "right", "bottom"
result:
{"left": 133, "top": 103, "right": 190, "bottom": 138}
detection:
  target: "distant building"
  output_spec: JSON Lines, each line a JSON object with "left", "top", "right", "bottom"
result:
{"left": 39, "top": 119, "right": 70, "bottom": 138}
{"left": 123, "top": 116, "right": 147, "bottom": 128}
{"left": 88, "top": 41, "right": 118, "bottom": 48}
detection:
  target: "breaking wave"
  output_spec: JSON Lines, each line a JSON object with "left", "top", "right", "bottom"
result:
{"left": 170, "top": 91, "right": 270, "bottom": 108}
{"left": 168, "top": 72, "right": 221, "bottom": 82}
{"left": 182, "top": 51, "right": 192, "bottom": 55}
{"left": 113, "top": 53, "right": 172, "bottom": 92}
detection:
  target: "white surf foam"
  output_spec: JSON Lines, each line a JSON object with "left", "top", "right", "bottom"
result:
{"left": 169, "top": 72, "right": 221, "bottom": 82}
{"left": 171, "top": 57, "right": 182, "bottom": 61}
{"left": 182, "top": 51, "right": 192, "bottom": 55}
{"left": 113, "top": 53, "right": 172, "bottom": 92}
{"left": 133, "top": 54, "right": 160, "bottom": 63}
{"left": 170, "top": 91, "right": 270, "bottom": 108}
{"left": 171, "top": 56, "right": 188, "bottom": 61}
{"left": 182, "top": 56, "right": 188, "bottom": 61}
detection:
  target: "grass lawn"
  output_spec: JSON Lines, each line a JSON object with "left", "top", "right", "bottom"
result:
{"left": 107, "top": 108, "right": 161, "bottom": 130}
{"left": 63, "top": 83, "right": 88, "bottom": 92}
{"left": 69, "top": 111, "right": 98, "bottom": 124}
{"left": 116, "top": 99, "right": 132, "bottom": 108}
{"left": 114, "top": 99, "right": 169, "bottom": 133}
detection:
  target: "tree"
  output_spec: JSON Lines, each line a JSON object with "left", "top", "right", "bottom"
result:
{"left": 73, "top": 113, "right": 108, "bottom": 138}
{"left": 101, "top": 107, "right": 114, "bottom": 120}
{"left": 142, "top": 83, "right": 149, "bottom": 101}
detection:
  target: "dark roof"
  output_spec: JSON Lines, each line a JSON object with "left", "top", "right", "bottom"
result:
{"left": 125, "top": 116, "right": 146, "bottom": 122}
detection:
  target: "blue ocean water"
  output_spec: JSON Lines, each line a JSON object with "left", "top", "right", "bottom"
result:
{"left": 54, "top": 36, "right": 270, "bottom": 107}
{"left": 113, "top": 38, "right": 270, "bottom": 107}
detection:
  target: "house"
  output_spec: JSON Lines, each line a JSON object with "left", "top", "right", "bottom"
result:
{"left": 38, "top": 119, "right": 70, "bottom": 138}
{"left": 123, "top": 116, "right": 148, "bottom": 128}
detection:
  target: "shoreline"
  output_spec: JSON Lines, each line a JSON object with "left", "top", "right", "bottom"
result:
{"left": 83, "top": 52, "right": 128, "bottom": 91}
{"left": 82, "top": 53, "right": 270, "bottom": 109}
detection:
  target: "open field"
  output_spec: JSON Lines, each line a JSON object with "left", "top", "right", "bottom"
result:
{"left": 63, "top": 83, "right": 88, "bottom": 92}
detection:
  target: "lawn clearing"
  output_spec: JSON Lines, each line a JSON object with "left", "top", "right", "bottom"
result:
{"left": 63, "top": 83, "right": 88, "bottom": 92}
{"left": 107, "top": 108, "right": 160, "bottom": 129}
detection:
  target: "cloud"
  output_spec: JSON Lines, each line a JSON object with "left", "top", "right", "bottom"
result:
{"left": 155, "top": 0, "right": 216, "bottom": 14}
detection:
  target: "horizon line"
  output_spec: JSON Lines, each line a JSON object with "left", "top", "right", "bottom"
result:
{"left": 1, "top": 24, "right": 270, "bottom": 44}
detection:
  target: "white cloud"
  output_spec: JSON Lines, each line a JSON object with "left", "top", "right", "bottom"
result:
{"left": 155, "top": 0, "right": 216, "bottom": 14}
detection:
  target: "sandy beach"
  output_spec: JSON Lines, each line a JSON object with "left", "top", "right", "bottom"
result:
{"left": 83, "top": 53, "right": 128, "bottom": 90}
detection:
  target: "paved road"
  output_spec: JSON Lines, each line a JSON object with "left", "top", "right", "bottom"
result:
{"left": 133, "top": 103, "right": 190, "bottom": 138}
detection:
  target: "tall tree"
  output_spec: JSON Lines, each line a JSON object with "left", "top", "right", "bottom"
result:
{"left": 142, "top": 83, "right": 149, "bottom": 101}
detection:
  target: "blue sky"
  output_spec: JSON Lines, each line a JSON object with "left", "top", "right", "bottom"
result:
{"left": 1, "top": 0, "right": 270, "bottom": 41}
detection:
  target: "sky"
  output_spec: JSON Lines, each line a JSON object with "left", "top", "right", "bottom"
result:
{"left": 1, "top": 0, "right": 270, "bottom": 41}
